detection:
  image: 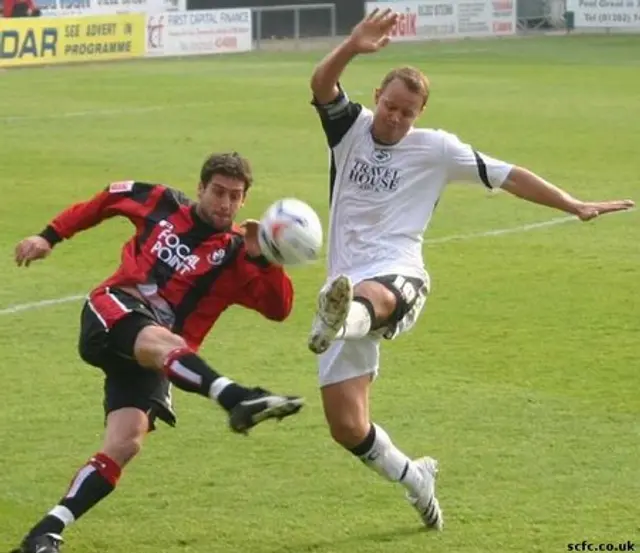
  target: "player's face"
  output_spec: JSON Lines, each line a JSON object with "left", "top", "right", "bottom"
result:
{"left": 198, "top": 174, "right": 246, "bottom": 228}
{"left": 373, "top": 78, "right": 425, "bottom": 144}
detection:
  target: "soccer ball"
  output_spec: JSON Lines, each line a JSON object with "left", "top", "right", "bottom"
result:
{"left": 258, "top": 198, "right": 323, "bottom": 266}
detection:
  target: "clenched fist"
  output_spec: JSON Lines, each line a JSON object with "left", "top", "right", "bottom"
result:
{"left": 15, "top": 236, "right": 52, "bottom": 267}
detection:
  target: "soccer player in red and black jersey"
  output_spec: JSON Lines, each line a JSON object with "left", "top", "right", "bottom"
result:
{"left": 11, "top": 152, "right": 304, "bottom": 553}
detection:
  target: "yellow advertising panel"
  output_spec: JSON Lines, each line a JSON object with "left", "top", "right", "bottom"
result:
{"left": 0, "top": 13, "right": 145, "bottom": 68}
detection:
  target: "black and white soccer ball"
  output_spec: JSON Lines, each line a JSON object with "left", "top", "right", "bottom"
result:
{"left": 258, "top": 198, "right": 323, "bottom": 266}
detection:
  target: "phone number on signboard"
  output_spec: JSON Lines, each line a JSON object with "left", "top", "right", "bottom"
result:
{"left": 595, "top": 12, "right": 640, "bottom": 23}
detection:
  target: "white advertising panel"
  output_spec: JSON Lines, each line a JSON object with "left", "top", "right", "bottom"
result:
{"left": 566, "top": 0, "right": 640, "bottom": 27}
{"left": 146, "top": 9, "right": 252, "bottom": 57}
{"left": 39, "top": 0, "right": 183, "bottom": 18}
{"left": 365, "top": 0, "right": 516, "bottom": 40}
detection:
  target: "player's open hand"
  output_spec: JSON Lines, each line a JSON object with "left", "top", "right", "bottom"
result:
{"left": 239, "top": 219, "right": 263, "bottom": 257}
{"left": 348, "top": 8, "right": 399, "bottom": 54}
{"left": 15, "top": 236, "right": 52, "bottom": 267}
{"left": 573, "top": 199, "right": 635, "bottom": 222}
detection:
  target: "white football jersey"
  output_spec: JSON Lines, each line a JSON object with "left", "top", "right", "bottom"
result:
{"left": 312, "top": 85, "right": 514, "bottom": 285}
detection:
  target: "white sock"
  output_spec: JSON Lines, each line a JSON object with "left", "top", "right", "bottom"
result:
{"left": 351, "top": 423, "right": 424, "bottom": 496}
{"left": 336, "top": 300, "right": 372, "bottom": 340}
{"left": 49, "top": 505, "right": 75, "bottom": 527}
{"left": 208, "top": 376, "right": 233, "bottom": 401}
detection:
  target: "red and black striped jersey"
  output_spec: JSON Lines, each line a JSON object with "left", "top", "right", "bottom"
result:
{"left": 39, "top": 181, "right": 293, "bottom": 350}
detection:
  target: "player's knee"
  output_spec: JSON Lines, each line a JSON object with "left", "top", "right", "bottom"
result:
{"left": 103, "top": 412, "right": 148, "bottom": 467}
{"left": 354, "top": 281, "right": 397, "bottom": 322}
{"left": 322, "top": 379, "right": 371, "bottom": 448}
{"left": 327, "top": 416, "right": 370, "bottom": 449}
{"left": 105, "top": 434, "right": 144, "bottom": 467}
{"left": 134, "top": 325, "right": 187, "bottom": 370}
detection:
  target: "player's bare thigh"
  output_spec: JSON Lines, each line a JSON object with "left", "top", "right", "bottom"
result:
{"left": 115, "top": 285, "right": 187, "bottom": 369}
{"left": 354, "top": 279, "right": 397, "bottom": 327}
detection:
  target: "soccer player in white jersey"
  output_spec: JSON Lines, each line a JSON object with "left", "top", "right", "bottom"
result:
{"left": 307, "top": 8, "right": 634, "bottom": 531}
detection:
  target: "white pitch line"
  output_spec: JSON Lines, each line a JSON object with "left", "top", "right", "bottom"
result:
{"left": 1, "top": 96, "right": 295, "bottom": 124}
{"left": 0, "top": 101, "right": 216, "bottom": 124}
{"left": 0, "top": 294, "right": 85, "bottom": 315}
{"left": 424, "top": 214, "right": 576, "bottom": 245}
{"left": 0, "top": 210, "right": 633, "bottom": 317}
{"left": 1, "top": 106, "right": 166, "bottom": 123}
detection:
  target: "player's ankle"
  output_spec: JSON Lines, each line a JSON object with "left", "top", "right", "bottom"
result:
{"left": 209, "top": 377, "right": 251, "bottom": 411}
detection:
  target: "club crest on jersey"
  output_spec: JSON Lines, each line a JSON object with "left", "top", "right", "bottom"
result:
{"left": 207, "top": 248, "right": 226, "bottom": 266}
{"left": 109, "top": 180, "right": 134, "bottom": 194}
{"left": 371, "top": 149, "right": 392, "bottom": 164}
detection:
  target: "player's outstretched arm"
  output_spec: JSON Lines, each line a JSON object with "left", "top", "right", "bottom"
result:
{"left": 14, "top": 182, "right": 157, "bottom": 268}
{"left": 14, "top": 188, "right": 116, "bottom": 268}
{"left": 311, "top": 8, "right": 398, "bottom": 104}
{"left": 502, "top": 166, "right": 634, "bottom": 221}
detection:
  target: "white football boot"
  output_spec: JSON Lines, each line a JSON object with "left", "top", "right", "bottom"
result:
{"left": 406, "top": 456, "right": 444, "bottom": 531}
{"left": 308, "top": 274, "right": 353, "bottom": 354}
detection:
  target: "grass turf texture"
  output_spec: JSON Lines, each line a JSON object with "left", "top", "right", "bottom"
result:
{"left": 1, "top": 35, "right": 638, "bottom": 553}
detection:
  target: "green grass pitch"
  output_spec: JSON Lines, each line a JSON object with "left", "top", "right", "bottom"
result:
{"left": 0, "top": 34, "right": 638, "bottom": 553}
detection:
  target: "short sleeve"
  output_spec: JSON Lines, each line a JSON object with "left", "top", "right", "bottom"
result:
{"left": 441, "top": 131, "right": 513, "bottom": 189}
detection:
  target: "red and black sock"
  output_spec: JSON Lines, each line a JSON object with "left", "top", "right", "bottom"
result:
{"left": 26, "top": 452, "right": 121, "bottom": 539}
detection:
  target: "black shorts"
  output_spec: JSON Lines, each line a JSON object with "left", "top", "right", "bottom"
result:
{"left": 78, "top": 287, "right": 176, "bottom": 431}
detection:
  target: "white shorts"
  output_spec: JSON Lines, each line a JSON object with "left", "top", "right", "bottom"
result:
{"left": 317, "top": 336, "right": 381, "bottom": 387}
{"left": 317, "top": 276, "right": 428, "bottom": 387}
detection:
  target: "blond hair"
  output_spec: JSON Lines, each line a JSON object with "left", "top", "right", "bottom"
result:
{"left": 380, "top": 66, "right": 430, "bottom": 106}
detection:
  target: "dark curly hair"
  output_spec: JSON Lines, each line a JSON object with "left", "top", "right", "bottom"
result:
{"left": 200, "top": 152, "right": 253, "bottom": 193}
